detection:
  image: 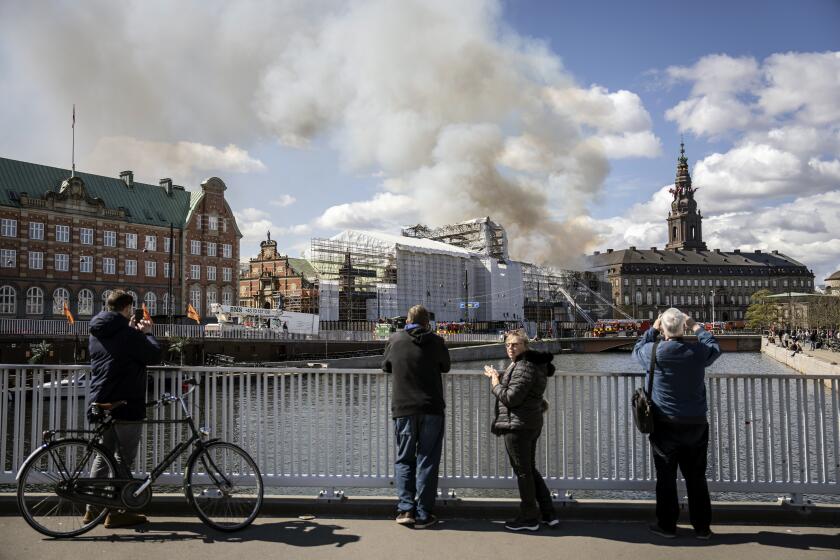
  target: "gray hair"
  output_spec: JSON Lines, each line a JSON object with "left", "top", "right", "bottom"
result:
{"left": 660, "top": 307, "right": 686, "bottom": 337}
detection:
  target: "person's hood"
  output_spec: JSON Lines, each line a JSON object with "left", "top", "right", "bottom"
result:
{"left": 89, "top": 311, "right": 128, "bottom": 339}
{"left": 516, "top": 349, "right": 556, "bottom": 377}
{"left": 405, "top": 326, "right": 434, "bottom": 344}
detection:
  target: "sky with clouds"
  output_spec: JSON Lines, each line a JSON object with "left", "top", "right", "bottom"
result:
{"left": 0, "top": 0, "right": 838, "bottom": 282}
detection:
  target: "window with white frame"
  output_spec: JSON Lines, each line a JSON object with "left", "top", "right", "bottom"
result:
{"left": 56, "top": 224, "right": 70, "bottom": 242}
{"left": 26, "top": 287, "right": 43, "bottom": 315}
{"left": 190, "top": 240, "right": 201, "bottom": 255}
{"left": 222, "top": 244, "right": 232, "bottom": 258}
{"left": 163, "top": 236, "right": 171, "bottom": 253}
{"left": 125, "top": 233, "right": 137, "bottom": 249}
{"left": 29, "top": 222, "right": 44, "bottom": 240}
{"left": 126, "top": 291, "right": 138, "bottom": 310}
{"left": 0, "top": 285, "right": 15, "bottom": 314}
{"left": 206, "top": 288, "right": 217, "bottom": 310}
{"left": 190, "top": 264, "right": 200, "bottom": 280}
{"left": 208, "top": 216, "right": 218, "bottom": 230}
{"left": 1, "top": 219, "right": 17, "bottom": 237}
{"left": 78, "top": 289, "right": 94, "bottom": 316}
{"left": 55, "top": 253, "right": 69, "bottom": 271}
{"left": 103, "top": 230, "right": 116, "bottom": 247}
{"left": 1, "top": 249, "right": 16, "bottom": 267}
{"left": 100, "top": 290, "right": 112, "bottom": 311}
{"left": 163, "top": 262, "right": 170, "bottom": 278}
{"left": 80, "top": 255, "right": 93, "bottom": 273}
{"left": 195, "top": 214, "right": 202, "bottom": 229}
{"left": 144, "top": 292, "right": 157, "bottom": 315}
{"left": 161, "top": 292, "right": 171, "bottom": 315}
{"left": 145, "top": 235, "right": 156, "bottom": 251}
{"left": 222, "top": 287, "right": 233, "bottom": 306}
{"left": 28, "top": 251, "right": 43, "bottom": 270}
{"left": 623, "top": 294, "right": 630, "bottom": 305}
{"left": 125, "top": 259, "right": 137, "bottom": 276}
{"left": 145, "top": 261, "right": 156, "bottom": 277}
{"left": 190, "top": 286, "right": 201, "bottom": 314}
{"left": 207, "top": 266, "right": 216, "bottom": 281}
{"left": 102, "top": 257, "right": 115, "bottom": 275}
{"left": 52, "top": 287, "right": 69, "bottom": 314}
{"left": 222, "top": 267, "right": 231, "bottom": 282}
{"left": 222, "top": 218, "right": 227, "bottom": 232}
{"left": 80, "top": 228, "right": 93, "bottom": 245}
{"left": 206, "top": 242, "right": 216, "bottom": 257}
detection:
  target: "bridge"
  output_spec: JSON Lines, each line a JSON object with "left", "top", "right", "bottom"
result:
{"left": 1, "top": 365, "right": 837, "bottom": 557}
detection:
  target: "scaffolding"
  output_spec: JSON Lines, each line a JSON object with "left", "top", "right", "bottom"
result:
{"left": 401, "top": 217, "right": 509, "bottom": 260}
{"left": 521, "top": 265, "right": 623, "bottom": 326}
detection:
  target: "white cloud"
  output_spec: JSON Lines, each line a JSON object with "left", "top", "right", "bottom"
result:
{"left": 86, "top": 137, "right": 265, "bottom": 186}
{"left": 234, "top": 207, "right": 311, "bottom": 252}
{"left": 269, "top": 194, "right": 297, "bottom": 208}
{"left": 316, "top": 193, "right": 416, "bottom": 230}
{"left": 758, "top": 51, "right": 840, "bottom": 125}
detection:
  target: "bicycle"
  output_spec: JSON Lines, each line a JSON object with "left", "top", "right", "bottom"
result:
{"left": 16, "top": 378, "right": 263, "bottom": 537}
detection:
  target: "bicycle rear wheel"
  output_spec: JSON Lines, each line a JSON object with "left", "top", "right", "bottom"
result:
{"left": 185, "top": 441, "right": 263, "bottom": 531}
{"left": 17, "top": 439, "right": 116, "bottom": 537}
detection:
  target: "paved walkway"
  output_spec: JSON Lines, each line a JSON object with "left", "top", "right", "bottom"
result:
{"left": 2, "top": 515, "right": 838, "bottom": 560}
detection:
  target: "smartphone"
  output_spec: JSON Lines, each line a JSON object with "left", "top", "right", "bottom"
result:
{"left": 133, "top": 308, "right": 145, "bottom": 323}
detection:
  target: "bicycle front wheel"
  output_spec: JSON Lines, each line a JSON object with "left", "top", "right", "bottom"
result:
{"left": 185, "top": 441, "right": 263, "bottom": 531}
{"left": 17, "top": 439, "right": 116, "bottom": 538}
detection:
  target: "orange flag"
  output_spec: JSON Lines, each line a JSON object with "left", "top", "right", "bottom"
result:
{"left": 63, "top": 301, "right": 75, "bottom": 325}
{"left": 142, "top": 303, "right": 152, "bottom": 322}
{"left": 187, "top": 303, "right": 201, "bottom": 324}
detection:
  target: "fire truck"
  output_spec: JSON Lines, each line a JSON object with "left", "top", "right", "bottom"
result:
{"left": 207, "top": 304, "right": 320, "bottom": 336}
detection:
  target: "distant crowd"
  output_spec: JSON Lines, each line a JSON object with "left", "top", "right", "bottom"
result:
{"left": 767, "top": 326, "right": 840, "bottom": 355}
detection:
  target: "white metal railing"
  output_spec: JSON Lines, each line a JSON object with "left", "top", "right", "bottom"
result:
{"left": 2, "top": 365, "right": 838, "bottom": 500}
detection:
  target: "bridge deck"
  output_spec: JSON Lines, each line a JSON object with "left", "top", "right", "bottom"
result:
{"left": 2, "top": 513, "right": 836, "bottom": 560}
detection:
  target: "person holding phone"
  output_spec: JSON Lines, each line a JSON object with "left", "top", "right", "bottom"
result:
{"left": 484, "top": 330, "right": 558, "bottom": 531}
{"left": 84, "top": 290, "right": 161, "bottom": 528}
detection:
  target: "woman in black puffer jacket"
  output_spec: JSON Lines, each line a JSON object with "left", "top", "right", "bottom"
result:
{"left": 484, "top": 331, "right": 557, "bottom": 531}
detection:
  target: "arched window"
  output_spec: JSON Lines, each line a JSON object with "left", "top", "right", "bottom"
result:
{"left": 655, "top": 291, "right": 661, "bottom": 305}
{"left": 161, "top": 292, "right": 172, "bottom": 316}
{"left": 206, "top": 287, "right": 217, "bottom": 311}
{"left": 0, "top": 285, "right": 15, "bottom": 314}
{"left": 126, "top": 291, "right": 139, "bottom": 310}
{"left": 144, "top": 292, "right": 157, "bottom": 315}
{"left": 26, "top": 287, "right": 43, "bottom": 315}
{"left": 222, "top": 287, "right": 233, "bottom": 306}
{"left": 190, "top": 286, "right": 202, "bottom": 314}
{"left": 672, "top": 226, "right": 677, "bottom": 240}
{"left": 52, "top": 287, "right": 70, "bottom": 314}
{"left": 690, "top": 225, "right": 696, "bottom": 239}
{"left": 646, "top": 291, "right": 652, "bottom": 305}
{"left": 78, "top": 289, "right": 94, "bottom": 316}
{"left": 101, "top": 290, "right": 112, "bottom": 311}
{"left": 635, "top": 291, "right": 642, "bottom": 305}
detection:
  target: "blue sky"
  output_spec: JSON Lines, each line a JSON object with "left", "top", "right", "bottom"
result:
{"left": 0, "top": 0, "right": 838, "bottom": 281}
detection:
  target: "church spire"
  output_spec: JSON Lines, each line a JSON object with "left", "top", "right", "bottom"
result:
{"left": 666, "top": 142, "right": 706, "bottom": 250}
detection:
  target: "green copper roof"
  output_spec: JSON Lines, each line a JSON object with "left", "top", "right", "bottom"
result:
{"left": 0, "top": 157, "right": 192, "bottom": 227}
{"left": 287, "top": 257, "right": 319, "bottom": 280}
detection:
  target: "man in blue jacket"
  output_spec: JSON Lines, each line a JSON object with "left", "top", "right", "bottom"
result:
{"left": 633, "top": 307, "right": 720, "bottom": 540}
{"left": 83, "top": 290, "right": 161, "bottom": 528}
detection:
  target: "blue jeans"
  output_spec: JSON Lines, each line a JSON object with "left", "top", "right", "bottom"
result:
{"left": 393, "top": 414, "right": 444, "bottom": 519}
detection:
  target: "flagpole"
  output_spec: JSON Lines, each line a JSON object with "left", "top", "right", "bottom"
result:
{"left": 71, "top": 104, "right": 76, "bottom": 177}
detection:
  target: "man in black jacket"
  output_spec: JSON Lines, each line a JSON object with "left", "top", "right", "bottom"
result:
{"left": 83, "top": 290, "right": 161, "bottom": 529}
{"left": 382, "top": 305, "right": 450, "bottom": 529}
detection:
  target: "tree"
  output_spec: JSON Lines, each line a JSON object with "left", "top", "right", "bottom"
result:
{"left": 807, "top": 295, "right": 840, "bottom": 329}
{"left": 29, "top": 340, "right": 53, "bottom": 364}
{"left": 745, "top": 289, "right": 776, "bottom": 330}
{"left": 167, "top": 336, "right": 190, "bottom": 365}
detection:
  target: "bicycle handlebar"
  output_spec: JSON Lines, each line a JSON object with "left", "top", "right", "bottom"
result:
{"left": 146, "top": 378, "right": 200, "bottom": 408}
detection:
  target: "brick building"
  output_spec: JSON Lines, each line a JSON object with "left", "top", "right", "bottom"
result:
{"left": 588, "top": 144, "right": 814, "bottom": 322}
{"left": 239, "top": 233, "right": 318, "bottom": 313}
{"left": 0, "top": 157, "right": 240, "bottom": 321}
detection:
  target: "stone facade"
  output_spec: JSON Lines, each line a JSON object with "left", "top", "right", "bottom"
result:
{"left": 587, "top": 145, "right": 814, "bottom": 322}
{"left": 0, "top": 157, "right": 240, "bottom": 321}
{"left": 238, "top": 234, "right": 318, "bottom": 313}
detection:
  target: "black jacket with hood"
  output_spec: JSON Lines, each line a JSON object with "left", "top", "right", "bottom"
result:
{"left": 88, "top": 311, "right": 162, "bottom": 420}
{"left": 382, "top": 327, "right": 451, "bottom": 418}
{"left": 491, "top": 350, "right": 555, "bottom": 433}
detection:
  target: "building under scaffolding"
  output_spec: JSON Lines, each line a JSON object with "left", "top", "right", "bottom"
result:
{"left": 308, "top": 229, "right": 524, "bottom": 322}
{"left": 402, "top": 217, "right": 509, "bottom": 260}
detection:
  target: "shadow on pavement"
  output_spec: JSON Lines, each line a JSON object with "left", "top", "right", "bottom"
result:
{"left": 68, "top": 520, "right": 360, "bottom": 548}
{"left": 439, "top": 520, "right": 840, "bottom": 551}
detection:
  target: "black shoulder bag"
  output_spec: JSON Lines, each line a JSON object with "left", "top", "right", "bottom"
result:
{"left": 631, "top": 340, "right": 659, "bottom": 434}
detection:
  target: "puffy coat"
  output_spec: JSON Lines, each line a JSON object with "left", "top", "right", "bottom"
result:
{"left": 88, "top": 311, "right": 162, "bottom": 420}
{"left": 491, "top": 350, "right": 555, "bottom": 434}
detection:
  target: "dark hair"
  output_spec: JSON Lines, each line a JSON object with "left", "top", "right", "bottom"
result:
{"left": 407, "top": 304, "right": 430, "bottom": 327}
{"left": 107, "top": 290, "right": 134, "bottom": 311}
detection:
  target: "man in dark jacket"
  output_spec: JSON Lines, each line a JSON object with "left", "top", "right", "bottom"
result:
{"left": 382, "top": 304, "right": 450, "bottom": 529}
{"left": 633, "top": 307, "right": 720, "bottom": 540}
{"left": 84, "top": 290, "right": 161, "bottom": 529}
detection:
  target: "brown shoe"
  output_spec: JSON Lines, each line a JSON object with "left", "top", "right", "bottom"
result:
{"left": 104, "top": 511, "right": 148, "bottom": 528}
{"left": 81, "top": 509, "right": 101, "bottom": 525}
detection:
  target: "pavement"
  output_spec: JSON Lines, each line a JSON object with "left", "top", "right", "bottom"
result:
{"left": 2, "top": 514, "right": 838, "bottom": 560}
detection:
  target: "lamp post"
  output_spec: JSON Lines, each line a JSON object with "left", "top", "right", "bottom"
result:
{"left": 710, "top": 289, "right": 716, "bottom": 324}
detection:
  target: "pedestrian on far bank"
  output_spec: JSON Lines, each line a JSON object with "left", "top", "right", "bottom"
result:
{"left": 633, "top": 308, "right": 720, "bottom": 540}
{"left": 85, "top": 290, "right": 162, "bottom": 529}
{"left": 382, "top": 305, "right": 450, "bottom": 529}
{"left": 484, "top": 330, "right": 558, "bottom": 532}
